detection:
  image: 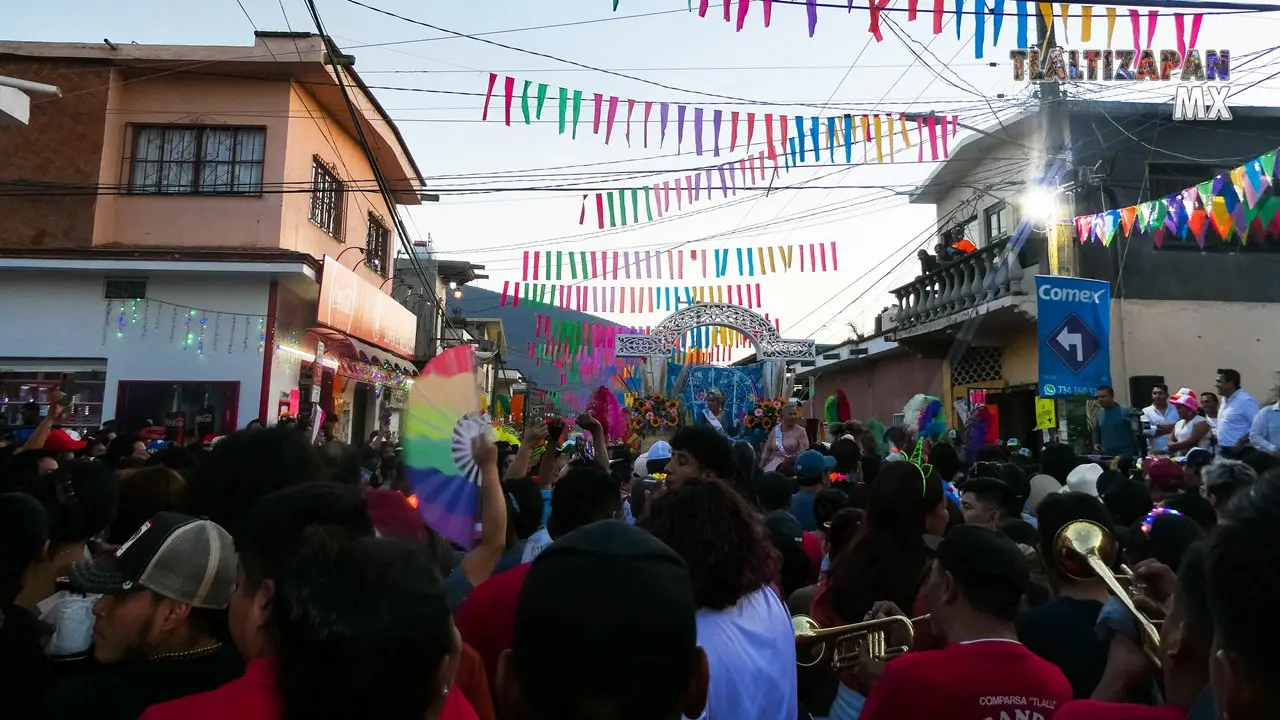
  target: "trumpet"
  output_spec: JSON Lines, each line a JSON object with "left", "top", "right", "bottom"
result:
{"left": 1052, "top": 519, "right": 1163, "bottom": 669}
{"left": 793, "top": 613, "right": 928, "bottom": 669}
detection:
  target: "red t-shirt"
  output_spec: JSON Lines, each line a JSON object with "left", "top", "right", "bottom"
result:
{"left": 860, "top": 640, "right": 1074, "bottom": 720}
{"left": 1055, "top": 700, "right": 1186, "bottom": 720}
{"left": 453, "top": 562, "right": 533, "bottom": 695}
{"left": 139, "top": 657, "right": 479, "bottom": 720}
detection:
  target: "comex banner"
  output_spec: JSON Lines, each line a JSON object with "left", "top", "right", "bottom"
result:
{"left": 1035, "top": 276, "right": 1112, "bottom": 398}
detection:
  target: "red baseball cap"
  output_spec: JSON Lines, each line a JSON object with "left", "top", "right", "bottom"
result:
{"left": 1145, "top": 457, "right": 1185, "bottom": 492}
{"left": 43, "top": 428, "right": 87, "bottom": 452}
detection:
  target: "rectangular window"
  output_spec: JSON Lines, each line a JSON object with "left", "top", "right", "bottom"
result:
{"left": 309, "top": 158, "right": 344, "bottom": 238}
{"left": 103, "top": 278, "right": 147, "bottom": 300}
{"left": 984, "top": 202, "right": 1015, "bottom": 243}
{"left": 128, "top": 125, "right": 265, "bottom": 194}
{"left": 366, "top": 213, "right": 391, "bottom": 276}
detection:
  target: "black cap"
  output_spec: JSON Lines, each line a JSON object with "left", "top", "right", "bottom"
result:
{"left": 764, "top": 509, "right": 804, "bottom": 549}
{"left": 936, "top": 524, "right": 1030, "bottom": 595}
{"left": 514, "top": 520, "right": 697, "bottom": 695}
{"left": 65, "top": 512, "right": 238, "bottom": 609}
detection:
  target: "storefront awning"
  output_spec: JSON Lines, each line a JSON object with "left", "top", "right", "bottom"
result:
{"left": 309, "top": 326, "right": 418, "bottom": 377}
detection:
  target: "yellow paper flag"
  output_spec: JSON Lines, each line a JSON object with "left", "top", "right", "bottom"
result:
{"left": 1081, "top": 5, "right": 1093, "bottom": 41}
{"left": 1106, "top": 7, "right": 1116, "bottom": 47}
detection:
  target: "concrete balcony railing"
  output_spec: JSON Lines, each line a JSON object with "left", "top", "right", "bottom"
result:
{"left": 891, "top": 238, "right": 1030, "bottom": 331}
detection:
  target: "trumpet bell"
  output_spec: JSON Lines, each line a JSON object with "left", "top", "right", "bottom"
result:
{"left": 1054, "top": 519, "right": 1118, "bottom": 582}
{"left": 792, "top": 615, "right": 825, "bottom": 667}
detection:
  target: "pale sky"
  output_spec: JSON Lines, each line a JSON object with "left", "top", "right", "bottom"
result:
{"left": 8, "top": 0, "right": 1280, "bottom": 353}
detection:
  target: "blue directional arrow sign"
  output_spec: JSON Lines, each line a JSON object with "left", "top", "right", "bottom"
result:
{"left": 1035, "top": 276, "right": 1112, "bottom": 398}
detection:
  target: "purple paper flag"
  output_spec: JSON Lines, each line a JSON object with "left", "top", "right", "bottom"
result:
{"left": 694, "top": 107, "right": 704, "bottom": 156}
{"left": 806, "top": 0, "right": 818, "bottom": 35}
{"left": 713, "top": 109, "right": 723, "bottom": 157}
{"left": 678, "top": 105, "right": 687, "bottom": 153}
{"left": 660, "top": 103, "right": 670, "bottom": 147}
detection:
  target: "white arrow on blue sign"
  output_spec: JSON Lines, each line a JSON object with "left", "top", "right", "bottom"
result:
{"left": 1035, "top": 276, "right": 1112, "bottom": 398}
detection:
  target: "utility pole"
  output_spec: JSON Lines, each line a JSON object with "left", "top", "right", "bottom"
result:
{"left": 1035, "top": 9, "right": 1076, "bottom": 279}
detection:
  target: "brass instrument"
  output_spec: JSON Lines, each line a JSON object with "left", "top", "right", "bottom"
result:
{"left": 1052, "top": 519, "right": 1163, "bottom": 669}
{"left": 793, "top": 614, "right": 928, "bottom": 669}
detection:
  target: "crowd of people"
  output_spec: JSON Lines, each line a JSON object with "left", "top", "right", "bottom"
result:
{"left": 2, "top": 376, "right": 1280, "bottom": 720}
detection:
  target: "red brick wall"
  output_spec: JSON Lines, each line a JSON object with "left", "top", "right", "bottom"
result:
{"left": 0, "top": 58, "right": 111, "bottom": 248}
{"left": 812, "top": 351, "right": 945, "bottom": 423}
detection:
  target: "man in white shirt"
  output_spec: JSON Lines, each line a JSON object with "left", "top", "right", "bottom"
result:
{"left": 1215, "top": 368, "right": 1260, "bottom": 456}
{"left": 1249, "top": 399, "right": 1280, "bottom": 458}
{"left": 1141, "top": 383, "right": 1179, "bottom": 455}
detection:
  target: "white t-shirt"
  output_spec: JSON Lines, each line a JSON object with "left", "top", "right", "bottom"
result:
{"left": 1173, "top": 415, "right": 1212, "bottom": 455}
{"left": 695, "top": 586, "right": 798, "bottom": 720}
{"left": 521, "top": 527, "right": 552, "bottom": 563}
{"left": 1142, "top": 404, "right": 1180, "bottom": 453}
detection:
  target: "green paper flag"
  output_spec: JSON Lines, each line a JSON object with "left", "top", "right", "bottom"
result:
{"left": 535, "top": 84, "right": 548, "bottom": 120}
{"left": 631, "top": 188, "right": 640, "bottom": 222}
{"left": 1151, "top": 200, "right": 1168, "bottom": 232}
{"left": 556, "top": 251, "right": 563, "bottom": 280}
{"left": 545, "top": 251, "right": 552, "bottom": 277}
{"left": 1196, "top": 180, "right": 1214, "bottom": 209}
{"left": 569, "top": 251, "right": 578, "bottom": 279}
{"left": 557, "top": 88, "right": 568, "bottom": 135}
{"left": 644, "top": 187, "right": 654, "bottom": 221}
{"left": 1258, "top": 194, "right": 1280, "bottom": 228}
{"left": 1136, "top": 201, "right": 1154, "bottom": 232}
{"left": 572, "top": 90, "right": 583, "bottom": 139}
{"left": 1263, "top": 150, "right": 1278, "bottom": 183}
{"left": 619, "top": 190, "right": 627, "bottom": 226}
{"left": 607, "top": 193, "right": 616, "bottom": 227}
{"left": 521, "top": 81, "right": 532, "bottom": 125}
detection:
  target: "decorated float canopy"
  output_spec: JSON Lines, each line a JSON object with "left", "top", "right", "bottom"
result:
{"left": 615, "top": 303, "right": 816, "bottom": 399}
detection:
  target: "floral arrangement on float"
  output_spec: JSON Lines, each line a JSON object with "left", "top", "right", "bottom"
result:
{"left": 742, "top": 398, "right": 784, "bottom": 432}
{"left": 625, "top": 394, "right": 681, "bottom": 448}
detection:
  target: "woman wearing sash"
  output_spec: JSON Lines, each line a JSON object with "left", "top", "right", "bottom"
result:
{"left": 696, "top": 388, "right": 738, "bottom": 439}
{"left": 761, "top": 402, "right": 809, "bottom": 472}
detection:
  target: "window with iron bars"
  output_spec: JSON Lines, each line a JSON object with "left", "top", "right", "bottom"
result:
{"left": 128, "top": 125, "right": 265, "bottom": 194}
{"left": 309, "top": 157, "right": 344, "bottom": 238}
{"left": 366, "top": 213, "right": 391, "bottom": 276}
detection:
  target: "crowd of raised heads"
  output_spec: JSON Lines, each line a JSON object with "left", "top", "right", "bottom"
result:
{"left": 3, "top": 389, "right": 1280, "bottom": 720}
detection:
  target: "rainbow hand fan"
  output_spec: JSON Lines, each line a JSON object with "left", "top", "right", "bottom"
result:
{"left": 404, "top": 345, "right": 493, "bottom": 549}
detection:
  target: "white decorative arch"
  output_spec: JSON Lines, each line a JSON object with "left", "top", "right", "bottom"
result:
{"left": 616, "top": 303, "right": 817, "bottom": 361}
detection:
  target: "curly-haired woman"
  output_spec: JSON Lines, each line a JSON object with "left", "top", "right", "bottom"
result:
{"left": 810, "top": 461, "right": 950, "bottom": 720}
{"left": 640, "top": 476, "right": 798, "bottom": 720}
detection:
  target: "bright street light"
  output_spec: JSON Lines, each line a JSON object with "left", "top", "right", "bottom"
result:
{"left": 1019, "top": 187, "right": 1058, "bottom": 223}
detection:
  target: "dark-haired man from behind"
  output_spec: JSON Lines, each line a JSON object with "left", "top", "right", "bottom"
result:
{"left": 860, "top": 525, "right": 1072, "bottom": 719}
{"left": 1055, "top": 543, "right": 1214, "bottom": 720}
{"left": 665, "top": 425, "right": 735, "bottom": 486}
{"left": 959, "top": 476, "right": 1016, "bottom": 526}
{"left": 497, "top": 520, "right": 709, "bottom": 720}
{"left": 44, "top": 513, "right": 244, "bottom": 720}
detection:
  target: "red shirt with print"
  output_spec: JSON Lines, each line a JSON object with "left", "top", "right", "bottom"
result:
{"left": 859, "top": 640, "right": 1073, "bottom": 720}
{"left": 139, "top": 658, "right": 479, "bottom": 720}
{"left": 1055, "top": 700, "right": 1187, "bottom": 720}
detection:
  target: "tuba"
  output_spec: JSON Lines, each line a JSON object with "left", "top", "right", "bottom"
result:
{"left": 793, "top": 614, "right": 928, "bottom": 669}
{"left": 1052, "top": 519, "right": 1163, "bottom": 669}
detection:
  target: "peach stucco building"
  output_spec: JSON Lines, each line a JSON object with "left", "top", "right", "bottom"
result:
{"left": 0, "top": 32, "right": 427, "bottom": 441}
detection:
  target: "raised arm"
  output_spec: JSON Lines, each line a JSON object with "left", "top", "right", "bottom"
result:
{"left": 457, "top": 436, "right": 508, "bottom": 589}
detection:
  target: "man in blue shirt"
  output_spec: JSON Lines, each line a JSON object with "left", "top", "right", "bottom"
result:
{"left": 1093, "top": 385, "right": 1136, "bottom": 457}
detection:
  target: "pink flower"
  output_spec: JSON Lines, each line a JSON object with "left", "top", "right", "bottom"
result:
{"left": 772, "top": 400, "right": 782, "bottom": 409}
{"left": 645, "top": 411, "right": 655, "bottom": 420}
{"left": 754, "top": 408, "right": 765, "bottom": 417}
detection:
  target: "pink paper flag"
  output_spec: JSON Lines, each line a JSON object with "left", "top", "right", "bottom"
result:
{"left": 482, "top": 73, "right": 498, "bottom": 121}
{"left": 522, "top": 251, "right": 530, "bottom": 281}
{"left": 533, "top": 252, "right": 541, "bottom": 280}
{"left": 624, "top": 251, "right": 632, "bottom": 279}
{"left": 702, "top": 251, "right": 709, "bottom": 278}
{"left": 643, "top": 101, "right": 652, "bottom": 148}
{"left": 830, "top": 241, "right": 838, "bottom": 270}
{"left": 512, "top": 282, "right": 520, "bottom": 308}
{"left": 926, "top": 116, "right": 939, "bottom": 160}
{"left": 763, "top": 0, "right": 773, "bottom": 26}
{"left": 667, "top": 251, "right": 676, "bottom": 278}
{"left": 736, "top": 0, "right": 751, "bottom": 30}
{"left": 679, "top": 251, "right": 685, "bottom": 279}
{"left": 675, "top": 177, "right": 683, "bottom": 210}
{"left": 940, "top": 116, "right": 950, "bottom": 158}
{"left": 755, "top": 284, "right": 762, "bottom": 308}
{"left": 503, "top": 76, "right": 515, "bottom": 126}
{"left": 1146, "top": 10, "right": 1158, "bottom": 49}
{"left": 625, "top": 99, "right": 635, "bottom": 146}
{"left": 613, "top": 251, "right": 621, "bottom": 279}
{"left": 592, "top": 93, "right": 603, "bottom": 135}
{"left": 578, "top": 194, "right": 587, "bottom": 225}
{"left": 809, "top": 244, "right": 817, "bottom": 270}
{"left": 686, "top": 175, "right": 694, "bottom": 204}
{"left": 819, "top": 242, "right": 827, "bottom": 270}
{"left": 591, "top": 251, "right": 599, "bottom": 279}
{"left": 501, "top": 281, "right": 510, "bottom": 306}
{"left": 1189, "top": 14, "right": 1203, "bottom": 49}
{"left": 596, "top": 194, "right": 605, "bottom": 230}
{"left": 605, "top": 96, "right": 619, "bottom": 144}
{"left": 723, "top": 0, "right": 731, "bottom": 20}
{"left": 730, "top": 111, "right": 740, "bottom": 151}
{"left": 654, "top": 184, "right": 664, "bottom": 218}
{"left": 1129, "top": 10, "right": 1141, "bottom": 54}
{"left": 1174, "top": 14, "right": 1186, "bottom": 58}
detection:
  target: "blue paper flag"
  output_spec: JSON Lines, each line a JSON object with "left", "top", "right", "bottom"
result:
{"left": 974, "top": 0, "right": 985, "bottom": 58}
{"left": 843, "top": 114, "right": 853, "bottom": 163}
{"left": 1016, "top": 0, "right": 1028, "bottom": 48}
{"left": 795, "top": 116, "right": 806, "bottom": 161}
{"left": 993, "top": 0, "right": 1005, "bottom": 45}
{"left": 956, "top": 0, "right": 964, "bottom": 38}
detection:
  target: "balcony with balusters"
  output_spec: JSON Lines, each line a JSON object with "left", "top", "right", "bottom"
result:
{"left": 889, "top": 236, "right": 1044, "bottom": 349}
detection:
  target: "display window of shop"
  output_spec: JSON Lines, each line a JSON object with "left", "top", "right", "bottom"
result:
{"left": 115, "top": 382, "right": 239, "bottom": 442}
{"left": 0, "top": 369, "right": 107, "bottom": 434}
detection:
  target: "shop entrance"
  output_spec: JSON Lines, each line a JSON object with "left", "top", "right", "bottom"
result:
{"left": 115, "top": 381, "right": 239, "bottom": 441}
